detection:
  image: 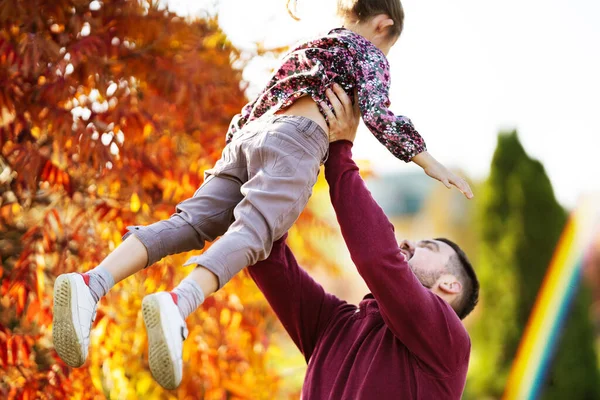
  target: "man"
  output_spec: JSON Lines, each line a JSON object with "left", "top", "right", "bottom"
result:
{"left": 247, "top": 86, "right": 480, "bottom": 399}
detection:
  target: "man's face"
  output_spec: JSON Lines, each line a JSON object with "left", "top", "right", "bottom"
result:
{"left": 399, "top": 239, "right": 455, "bottom": 289}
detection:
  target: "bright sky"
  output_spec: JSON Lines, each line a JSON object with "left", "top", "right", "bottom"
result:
{"left": 164, "top": 0, "right": 600, "bottom": 209}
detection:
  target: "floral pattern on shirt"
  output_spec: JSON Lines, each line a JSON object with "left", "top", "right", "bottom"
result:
{"left": 226, "top": 27, "right": 426, "bottom": 162}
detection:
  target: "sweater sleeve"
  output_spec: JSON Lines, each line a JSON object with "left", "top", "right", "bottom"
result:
{"left": 247, "top": 234, "right": 346, "bottom": 362}
{"left": 354, "top": 49, "right": 426, "bottom": 162}
{"left": 324, "top": 140, "right": 470, "bottom": 376}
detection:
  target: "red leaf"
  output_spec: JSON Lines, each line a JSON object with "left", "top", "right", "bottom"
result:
{"left": 40, "top": 159, "right": 52, "bottom": 181}
{"left": 11, "top": 336, "right": 19, "bottom": 365}
{"left": 63, "top": 172, "right": 73, "bottom": 196}
{"left": 95, "top": 204, "right": 111, "bottom": 220}
{"left": 16, "top": 285, "right": 26, "bottom": 315}
{"left": 49, "top": 208, "right": 63, "bottom": 234}
{"left": 20, "top": 339, "right": 31, "bottom": 367}
{"left": 0, "top": 341, "right": 7, "bottom": 367}
{"left": 35, "top": 263, "right": 44, "bottom": 304}
{"left": 47, "top": 164, "right": 56, "bottom": 184}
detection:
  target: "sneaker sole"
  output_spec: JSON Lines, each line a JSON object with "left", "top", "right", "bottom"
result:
{"left": 142, "top": 296, "right": 178, "bottom": 390}
{"left": 52, "top": 275, "right": 85, "bottom": 367}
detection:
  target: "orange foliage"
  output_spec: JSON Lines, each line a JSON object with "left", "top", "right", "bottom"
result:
{"left": 0, "top": 1, "right": 335, "bottom": 398}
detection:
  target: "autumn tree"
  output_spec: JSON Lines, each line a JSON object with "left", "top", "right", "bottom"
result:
{"left": 0, "top": 1, "right": 332, "bottom": 398}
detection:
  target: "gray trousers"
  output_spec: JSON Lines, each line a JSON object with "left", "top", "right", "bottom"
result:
{"left": 123, "top": 115, "right": 328, "bottom": 289}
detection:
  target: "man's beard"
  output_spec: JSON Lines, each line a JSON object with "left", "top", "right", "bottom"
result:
{"left": 409, "top": 264, "right": 442, "bottom": 289}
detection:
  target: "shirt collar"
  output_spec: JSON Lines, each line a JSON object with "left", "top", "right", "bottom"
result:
{"left": 362, "top": 293, "right": 376, "bottom": 301}
{"left": 328, "top": 27, "right": 388, "bottom": 61}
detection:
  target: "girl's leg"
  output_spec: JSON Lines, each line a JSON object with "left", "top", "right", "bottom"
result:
{"left": 177, "top": 116, "right": 328, "bottom": 310}
{"left": 84, "top": 173, "right": 245, "bottom": 301}
{"left": 97, "top": 235, "right": 148, "bottom": 283}
{"left": 143, "top": 116, "right": 327, "bottom": 390}
{"left": 82, "top": 235, "right": 147, "bottom": 303}
{"left": 53, "top": 174, "right": 243, "bottom": 368}
{"left": 169, "top": 266, "right": 218, "bottom": 319}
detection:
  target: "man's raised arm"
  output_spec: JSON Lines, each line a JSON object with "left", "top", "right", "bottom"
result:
{"left": 247, "top": 235, "right": 346, "bottom": 362}
{"left": 324, "top": 140, "right": 470, "bottom": 376}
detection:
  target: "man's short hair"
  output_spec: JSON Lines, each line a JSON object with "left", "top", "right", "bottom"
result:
{"left": 435, "top": 238, "right": 479, "bottom": 320}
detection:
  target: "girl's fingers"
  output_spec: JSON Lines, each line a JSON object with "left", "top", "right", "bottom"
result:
{"left": 451, "top": 177, "right": 474, "bottom": 199}
{"left": 460, "top": 180, "right": 473, "bottom": 198}
{"left": 463, "top": 183, "right": 474, "bottom": 199}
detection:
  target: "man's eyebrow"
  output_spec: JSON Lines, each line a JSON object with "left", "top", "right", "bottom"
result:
{"left": 420, "top": 240, "right": 440, "bottom": 252}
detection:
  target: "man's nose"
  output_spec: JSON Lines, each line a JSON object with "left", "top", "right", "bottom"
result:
{"left": 400, "top": 240, "right": 415, "bottom": 251}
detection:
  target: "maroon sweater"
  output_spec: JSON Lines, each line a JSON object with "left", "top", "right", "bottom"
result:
{"left": 247, "top": 141, "right": 470, "bottom": 399}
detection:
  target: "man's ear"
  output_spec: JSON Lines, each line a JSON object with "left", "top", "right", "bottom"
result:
{"left": 438, "top": 275, "right": 462, "bottom": 295}
{"left": 370, "top": 14, "right": 394, "bottom": 37}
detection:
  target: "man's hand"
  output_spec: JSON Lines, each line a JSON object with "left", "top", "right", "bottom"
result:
{"left": 412, "top": 151, "right": 474, "bottom": 199}
{"left": 321, "top": 84, "right": 361, "bottom": 143}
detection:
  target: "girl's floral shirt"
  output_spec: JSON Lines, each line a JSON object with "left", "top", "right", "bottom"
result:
{"left": 226, "top": 27, "right": 426, "bottom": 162}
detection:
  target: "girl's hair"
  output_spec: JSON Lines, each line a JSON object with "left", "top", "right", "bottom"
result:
{"left": 286, "top": 0, "right": 301, "bottom": 21}
{"left": 286, "top": 0, "right": 404, "bottom": 38}
{"left": 337, "top": 0, "right": 405, "bottom": 38}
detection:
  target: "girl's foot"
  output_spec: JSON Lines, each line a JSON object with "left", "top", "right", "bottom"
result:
{"left": 52, "top": 273, "right": 98, "bottom": 367}
{"left": 142, "top": 292, "right": 188, "bottom": 390}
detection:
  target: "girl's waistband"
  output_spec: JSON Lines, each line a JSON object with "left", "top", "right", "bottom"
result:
{"left": 258, "top": 114, "right": 327, "bottom": 139}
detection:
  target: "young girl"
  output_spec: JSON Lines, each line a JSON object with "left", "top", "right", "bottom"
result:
{"left": 52, "top": 0, "right": 473, "bottom": 390}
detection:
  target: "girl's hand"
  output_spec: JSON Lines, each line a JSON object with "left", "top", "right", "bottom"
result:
{"left": 412, "top": 152, "right": 474, "bottom": 199}
{"left": 321, "top": 84, "right": 361, "bottom": 143}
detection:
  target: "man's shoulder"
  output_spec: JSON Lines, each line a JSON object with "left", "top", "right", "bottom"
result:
{"left": 373, "top": 293, "right": 471, "bottom": 355}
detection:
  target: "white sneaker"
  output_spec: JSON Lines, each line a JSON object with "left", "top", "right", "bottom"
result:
{"left": 52, "top": 273, "right": 97, "bottom": 367}
{"left": 142, "top": 292, "right": 188, "bottom": 390}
